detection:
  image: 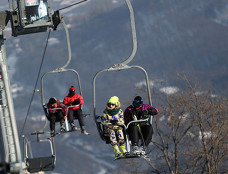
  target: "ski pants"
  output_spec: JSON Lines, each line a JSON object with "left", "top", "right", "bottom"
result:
{"left": 128, "top": 123, "right": 153, "bottom": 147}
{"left": 108, "top": 126, "right": 125, "bottom": 146}
{"left": 68, "top": 109, "right": 85, "bottom": 128}
{"left": 49, "top": 110, "right": 64, "bottom": 131}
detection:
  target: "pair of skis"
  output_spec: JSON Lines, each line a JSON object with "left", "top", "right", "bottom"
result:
{"left": 114, "top": 153, "right": 150, "bottom": 161}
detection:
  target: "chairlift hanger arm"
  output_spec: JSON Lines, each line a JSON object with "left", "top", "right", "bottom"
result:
{"left": 15, "top": 0, "right": 134, "bottom": 67}
{"left": 99, "top": 0, "right": 137, "bottom": 69}
{"left": 116, "top": 0, "right": 137, "bottom": 66}
{"left": 51, "top": 1, "right": 90, "bottom": 70}
{"left": 52, "top": 14, "right": 72, "bottom": 69}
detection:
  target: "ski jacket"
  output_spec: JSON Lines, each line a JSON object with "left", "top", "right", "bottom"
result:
{"left": 47, "top": 100, "right": 68, "bottom": 116}
{"left": 103, "top": 108, "right": 124, "bottom": 124}
{"left": 103, "top": 108, "right": 124, "bottom": 129}
{"left": 124, "top": 104, "right": 159, "bottom": 125}
{"left": 63, "top": 93, "right": 84, "bottom": 110}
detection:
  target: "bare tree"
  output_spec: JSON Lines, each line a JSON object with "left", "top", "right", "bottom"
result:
{"left": 151, "top": 74, "right": 228, "bottom": 174}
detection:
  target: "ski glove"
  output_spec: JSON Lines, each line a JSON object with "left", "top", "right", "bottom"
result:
{"left": 147, "top": 108, "right": 158, "bottom": 115}
{"left": 73, "top": 99, "right": 80, "bottom": 105}
{"left": 142, "top": 108, "right": 158, "bottom": 117}
{"left": 110, "top": 120, "right": 118, "bottom": 125}
{"left": 142, "top": 110, "right": 150, "bottom": 119}
{"left": 142, "top": 110, "right": 149, "bottom": 116}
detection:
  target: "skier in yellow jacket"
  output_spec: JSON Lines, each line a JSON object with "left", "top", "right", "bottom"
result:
{"left": 103, "top": 96, "right": 129, "bottom": 158}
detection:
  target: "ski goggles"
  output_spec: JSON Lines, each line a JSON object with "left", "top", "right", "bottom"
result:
{"left": 108, "top": 103, "right": 116, "bottom": 107}
{"left": 133, "top": 98, "right": 143, "bottom": 105}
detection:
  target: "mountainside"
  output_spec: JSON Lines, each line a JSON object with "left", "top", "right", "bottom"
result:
{"left": 1, "top": 0, "right": 228, "bottom": 173}
{"left": 4, "top": 0, "right": 228, "bottom": 112}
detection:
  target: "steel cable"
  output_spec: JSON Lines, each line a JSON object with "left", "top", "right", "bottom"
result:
{"left": 20, "top": 29, "right": 51, "bottom": 137}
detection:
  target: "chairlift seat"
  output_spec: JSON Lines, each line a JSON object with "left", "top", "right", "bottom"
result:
{"left": 23, "top": 136, "right": 56, "bottom": 173}
{"left": 102, "top": 126, "right": 111, "bottom": 144}
{"left": 26, "top": 156, "right": 55, "bottom": 173}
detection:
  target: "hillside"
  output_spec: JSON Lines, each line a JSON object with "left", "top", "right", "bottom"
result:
{"left": 1, "top": 0, "right": 228, "bottom": 173}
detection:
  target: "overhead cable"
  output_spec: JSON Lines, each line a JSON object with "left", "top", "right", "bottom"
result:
{"left": 58, "top": 0, "right": 88, "bottom": 11}
{"left": 20, "top": 29, "right": 51, "bottom": 137}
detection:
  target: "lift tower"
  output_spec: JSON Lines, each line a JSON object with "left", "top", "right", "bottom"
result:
{"left": 0, "top": 11, "right": 22, "bottom": 174}
{"left": 0, "top": 0, "right": 54, "bottom": 173}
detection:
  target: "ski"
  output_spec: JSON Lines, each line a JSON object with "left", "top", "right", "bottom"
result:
{"left": 114, "top": 154, "right": 149, "bottom": 160}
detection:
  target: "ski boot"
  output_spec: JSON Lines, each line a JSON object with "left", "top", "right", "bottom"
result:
{"left": 120, "top": 144, "right": 130, "bottom": 156}
{"left": 60, "top": 121, "right": 65, "bottom": 133}
{"left": 50, "top": 130, "right": 55, "bottom": 137}
{"left": 81, "top": 126, "right": 89, "bottom": 135}
{"left": 113, "top": 144, "right": 122, "bottom": 159}
{"left": 71, "top": 122, "right": 78, "bottom": 131}
{"left": 139, "top": 146, "right": 146, "bottom": 155}
{"left": 132, "top": 145, "right": 140, "bottom": 155}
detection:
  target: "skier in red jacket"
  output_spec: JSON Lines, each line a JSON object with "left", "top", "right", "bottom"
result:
{"left": 63, "top": 86, "right": 88, "bottom": 134}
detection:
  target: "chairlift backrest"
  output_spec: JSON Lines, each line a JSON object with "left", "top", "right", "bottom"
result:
{"left": 26, "top": 156, "right": 55, "bottom": 173}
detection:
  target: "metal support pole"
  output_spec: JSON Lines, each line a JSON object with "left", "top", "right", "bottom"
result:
{"left": 0, "top": 11, "right": 22, "bottom": 174}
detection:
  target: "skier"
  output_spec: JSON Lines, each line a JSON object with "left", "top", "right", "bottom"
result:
{"left": 47, "top": 97, "right": 67, "bottom": 137}
{"left": 63, "top": 86, "right": 88, "bottom": 134}
{"left": 124, "top": 96, "right": 159, "bottom": 155}
{"left": 103, "top": 96, "right": 129, "bottom": 159}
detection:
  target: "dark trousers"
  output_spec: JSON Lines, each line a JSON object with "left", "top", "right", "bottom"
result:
{"left": 49, "top": 110, "right": 64, "bottom": 131}
{"left": 128, "top": 124, "right": 153, "bottom": 147}
{"left": 68, "top": 109, "right": 85, "bottom": 128}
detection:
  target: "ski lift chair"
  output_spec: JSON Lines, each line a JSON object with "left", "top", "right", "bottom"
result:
{"left": 22, "top": 132, "right": 56, "bottom": 173}
{"left": 40, "top": 68, "right": 83, "bottom": 131}
{"left": 93, "top": 64, "right": 153, "bottom": 155}
{"left": 37, "top": 16, "right": 85, "bottom": 132}
{"left": 93, "top": 0, "right": 154, "bottom": 159}
{"left": 92, "top": 0, "right": 152, "bottom": 142}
